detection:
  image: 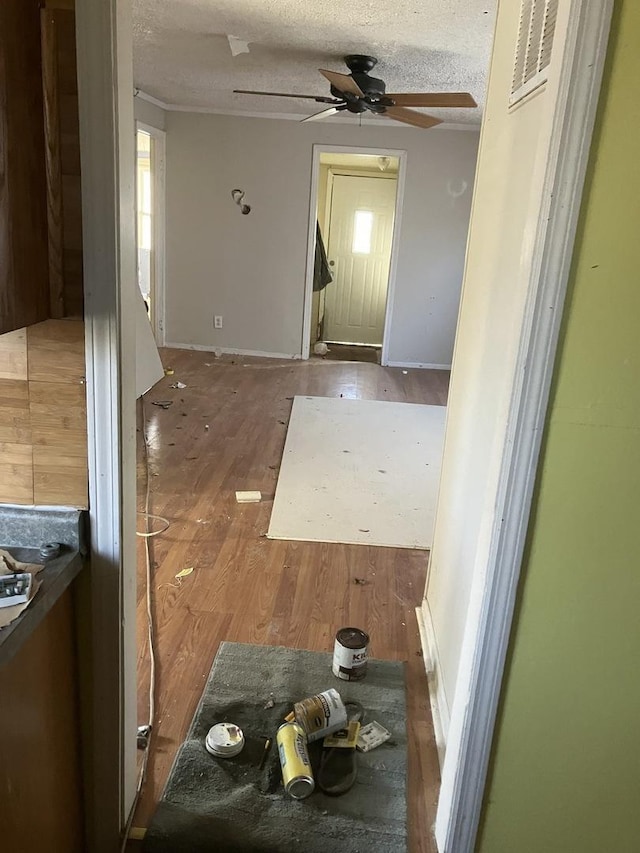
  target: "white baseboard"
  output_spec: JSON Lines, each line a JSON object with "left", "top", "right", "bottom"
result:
{"left": 386, "top": 360, "right": 452, "bottom": 370}
{"left": 416, "top": 601, "right": 450, "bottom": 770}
{"left": 164, "top": 341, "right": 301, "bottom": 360}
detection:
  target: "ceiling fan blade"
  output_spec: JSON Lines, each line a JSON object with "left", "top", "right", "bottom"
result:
{"left": 386, "top": 92, "right": 477, "bottom": 108}
{"left": 384, "top": 106, "right": 443, "bottom": 130}
{"left": 319, "top": 69, "right": 364, "bottom": 98}
{"left": 234, "top": 89, "right": 339, "bottom": 104}
{"left": 301, "top": 107, "right": 342, "bottom": 123}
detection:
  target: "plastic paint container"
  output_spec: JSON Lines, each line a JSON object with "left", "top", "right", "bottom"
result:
{"left": 205, "top": 722, "right": 245, "bottom": 758}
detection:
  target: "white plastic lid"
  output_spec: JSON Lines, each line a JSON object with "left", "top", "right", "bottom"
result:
{"left": 205, "top": 722, "right": 245, "bottom": 758}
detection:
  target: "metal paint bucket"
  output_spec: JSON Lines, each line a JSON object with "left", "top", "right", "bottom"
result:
{"left": 277, "top": 722, "right": 315, "bottom": 799}
{"left": 293, "top": 688, "right": 348, "bottom": 742}
{"left": 332, "top": 627, "right": 370, "bottom": 681}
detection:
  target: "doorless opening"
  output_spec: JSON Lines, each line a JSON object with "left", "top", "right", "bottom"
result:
{"left": 135, "top": 122, "right": 166, "bottom": 346}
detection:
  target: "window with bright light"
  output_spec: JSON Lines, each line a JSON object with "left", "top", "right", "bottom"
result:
{"left": 352, "top": 210, "right": 374, "bottom": 254}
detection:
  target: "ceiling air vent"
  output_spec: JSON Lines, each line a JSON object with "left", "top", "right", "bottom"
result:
{"left": 511, "top": 0, "right": 558, "bottom": 105}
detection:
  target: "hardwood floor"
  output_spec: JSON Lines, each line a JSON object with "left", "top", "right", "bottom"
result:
{"left": 133, "top": 349, "right": 448, "bottom": 851}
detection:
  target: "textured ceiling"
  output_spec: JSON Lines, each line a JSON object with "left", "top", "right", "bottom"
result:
{"left": 133, "top": 0, "right": 496, "bottom": 125}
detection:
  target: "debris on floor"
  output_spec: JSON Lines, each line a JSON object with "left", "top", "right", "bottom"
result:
{"left": 235, "top": 490, "right": 262, "bottom": 503}
{"left": 170, "top": 381, "right": 187, "bottom": 389}
{"left": 353, "top": 577, "right": 369, "bottom": 586}
{"left": 357, "top": 721, "right": 392, "bottom": 753}
{"left": 152, "top": 400, "right": 173, "bottom": 409}
{"left": 175, "top": 567, "right": 194, "bottom": 580}
{"left": 258, "top": 737, "right": 272, "bottom": 770}
{"left": 205, "top": 722, "right": 245, "bottom": 758}
{"left": 164, "top": 368, "right": 174, "bottom": 376}
{"left": 263, "top": 693, "right": 276, "bottom": 710}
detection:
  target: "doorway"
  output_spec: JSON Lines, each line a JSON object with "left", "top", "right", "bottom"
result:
{"left": 303, "top": 147, "right": 405, "bottom": 364}
{"left": 135, "top": 122, "right": 166, "bottom": 345}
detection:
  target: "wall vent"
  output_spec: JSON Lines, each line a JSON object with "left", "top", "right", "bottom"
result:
{"left": 511, "top": 0, "right": 558, "bottom": 105}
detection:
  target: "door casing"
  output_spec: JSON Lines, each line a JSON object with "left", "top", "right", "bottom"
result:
{"left": 75, "top": 0, "right": 615, "bottom": 848}
{"left": 135, "top": 120, "right": 166, "bottom": 347}
{"left": 302, "top": 145, "right": 408, "bottom": 364}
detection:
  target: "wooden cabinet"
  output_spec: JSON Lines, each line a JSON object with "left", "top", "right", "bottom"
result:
{"left": 0, "top": 0, "right": 51, "bottom": 335}
{"left": 42, "top": 5, "right": 84, "bottom": 318}
{"left": 0, "top": 0, "right": 83, "bottom": 336}
{"left": 0, "top": 588, "right": 85, "bottom": 852}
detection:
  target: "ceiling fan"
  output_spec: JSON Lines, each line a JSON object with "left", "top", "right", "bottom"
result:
{"left": 234, "top": 54, "right": 476, "bottom": 129}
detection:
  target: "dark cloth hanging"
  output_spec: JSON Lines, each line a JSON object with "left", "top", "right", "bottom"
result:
{"left": 313, "top": 222, "right": 333, "bottom": 292}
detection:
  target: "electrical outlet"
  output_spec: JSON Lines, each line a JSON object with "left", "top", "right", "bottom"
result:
{"left": 214, "top": 315, "right": 223, "bottom": 329}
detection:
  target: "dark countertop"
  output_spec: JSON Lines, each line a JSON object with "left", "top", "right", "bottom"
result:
{"left": 0, "top": 547, "right": 84, "bottom": 667}
{"left": 0, "top": 506, "right": 88, "bottom": 668}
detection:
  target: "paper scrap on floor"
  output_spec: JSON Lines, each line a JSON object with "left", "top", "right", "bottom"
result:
{"left": 267, "top": 396, "right": 446, "bottom": 549}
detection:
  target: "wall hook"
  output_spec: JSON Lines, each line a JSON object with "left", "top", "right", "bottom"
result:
{"left": 231, "top": 188, "right": 251, "bottom": 215}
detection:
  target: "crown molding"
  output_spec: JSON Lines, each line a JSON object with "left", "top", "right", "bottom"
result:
{"left": 134, "top": 89, "right": 171, "bottom": 110}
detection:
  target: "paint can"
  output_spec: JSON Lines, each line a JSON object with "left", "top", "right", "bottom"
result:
{"left": 332, "top": 627, "right": 370, "bottom": 681}
{"left": 293, "top": 688, "right": 348, "bottom": 742}
{"left": 277, "top": 722, "right": 315, "bottom": 799}
{"left": 205, "top": 722, "right": 245, "bottom": 758}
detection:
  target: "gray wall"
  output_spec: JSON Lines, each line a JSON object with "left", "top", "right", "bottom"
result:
{"left": 164, "top": 112, "right": 478, "bottom": 363}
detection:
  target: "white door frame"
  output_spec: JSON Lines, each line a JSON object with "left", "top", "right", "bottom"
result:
{"left": 433, "top": 2, "right": 614, "bottom": 851}
{"left": 74, "top": 0, "right": 613, "bottom": 849}
{"left": 135, "top": 120, "right": 166, "bottom": 346}
{"left": 301, "top": 144, "right": 407, "bottom": 363}
{"left": 76, "top": 0, "right": 137, "bottom": 849}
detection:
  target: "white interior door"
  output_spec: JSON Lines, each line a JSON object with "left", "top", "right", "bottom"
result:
{"left": 324, "top": 174, "right": 397, "bottom": 346}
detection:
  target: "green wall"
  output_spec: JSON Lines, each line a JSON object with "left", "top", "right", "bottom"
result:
{"left": 477, "top": 3, "right": 640, "bottom": 851}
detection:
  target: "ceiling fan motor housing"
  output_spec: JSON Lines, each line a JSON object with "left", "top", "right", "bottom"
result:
{"left": 332, "top": 54, "right": 387, "bottom": 112}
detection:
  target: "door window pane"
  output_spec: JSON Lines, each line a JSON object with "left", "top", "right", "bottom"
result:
{"left": 352, "top": 210, "right": 373, "bottom": 254}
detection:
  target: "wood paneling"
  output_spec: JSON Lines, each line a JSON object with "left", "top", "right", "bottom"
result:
{"left": 27, "top": 319, "right": 85, "bottom": 383}
{"left": 30, "top": 379, "right": 88, "bottom": 506}
{"left": 0, "top": 329, "right": 28, "bottom": 380}
{"left": 0, "top": 442, "right": 33, "bottom": 504}
{"left": 0, "top": 0, "right": 50, "bottom": 334}
{"left": 30, "top": 380, "right": 87, "bottom": 440}
{"left": 33, "top": 446, "right": 88, "bottom": 507}
{"left": 0, "top": 380, "right": 31, "bottom": 444}
{"left": 132, "top": 350, "right": 447, "bottom": 852}
{"left": 0, "top": 319, "right": 87, "bottom": 506}
{"left": 41, "top": 6, "right": 83, "bottom": 319}
{"left": 0, "top": 588, "right": 84, "bottom": 852}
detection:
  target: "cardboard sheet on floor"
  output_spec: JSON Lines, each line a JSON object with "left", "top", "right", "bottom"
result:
{"left": 267, "top": 396, "right": 446, "bottom": 549}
